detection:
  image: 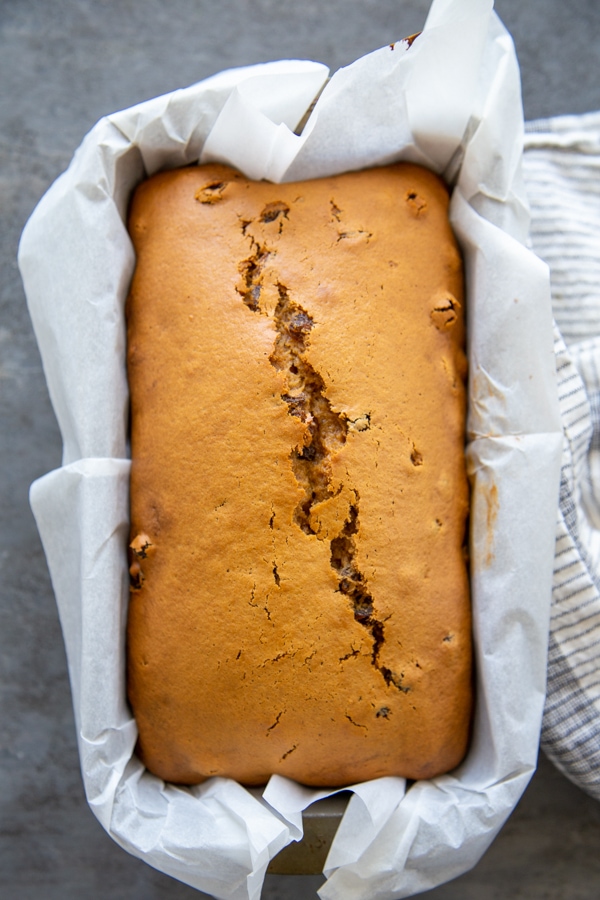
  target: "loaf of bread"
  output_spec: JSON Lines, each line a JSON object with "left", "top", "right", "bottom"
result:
{"left": 126, "top": 162, "right": 471, "bottom": 787}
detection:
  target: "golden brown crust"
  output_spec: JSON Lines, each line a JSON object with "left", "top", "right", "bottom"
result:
{"left": 126, "top": 162, "right": 471, "bottom": 786}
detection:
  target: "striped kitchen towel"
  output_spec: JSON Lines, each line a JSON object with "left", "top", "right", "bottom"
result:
{"left": 524, "top": 111, "right": 600, "bottom": 800}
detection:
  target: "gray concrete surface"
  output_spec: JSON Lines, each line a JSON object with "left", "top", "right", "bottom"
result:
{"left": 1, "top": 1, "right": 600, "bottom": 898}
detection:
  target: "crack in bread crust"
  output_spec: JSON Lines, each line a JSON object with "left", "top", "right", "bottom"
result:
{"left": 238, "top": 228, "right": 406, "bottom": 692}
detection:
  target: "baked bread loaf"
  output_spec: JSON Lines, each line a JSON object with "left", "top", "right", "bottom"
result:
{"left": 126, "top": 162, "right": 471, "bottom": 787}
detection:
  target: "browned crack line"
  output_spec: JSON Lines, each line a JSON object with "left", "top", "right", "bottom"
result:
{"left": 236, "top": 241, "right": 273, "bottom": 311}
{"left": 249, "top": 583, "right": 257, "bottom": 607}
{"left": 267, "top": 711, "right": 283, "bottom": 734}
{"left": 345, "top": 713, "right": 368, "bottom": 731}
{"left": 235, "top": 229, "right": 405, "bottom": 691}
{"left": 237, "top": 219, "right": 349, "bottom": 533}
{"left": 330, "top": 497, "right": 409, "bottom": 693}
{"left": 269, "top": 282, "right": 348, "bottom": 533}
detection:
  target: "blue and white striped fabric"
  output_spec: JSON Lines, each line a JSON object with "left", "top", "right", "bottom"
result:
{"left": 524, "top": 112, "right": 600, "bottom": 800}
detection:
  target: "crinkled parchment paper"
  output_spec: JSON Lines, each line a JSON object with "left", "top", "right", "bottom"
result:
{"left": 18, "top": 0, "right": 562, "bottom": 897}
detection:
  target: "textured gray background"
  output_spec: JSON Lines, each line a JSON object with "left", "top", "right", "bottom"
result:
{"left": 2, "top": 1, "right": 600, "bottom": 898}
